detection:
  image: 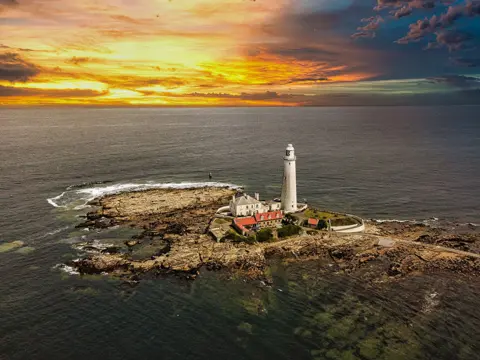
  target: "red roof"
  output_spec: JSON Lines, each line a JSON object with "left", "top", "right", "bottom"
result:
{"left": 308, "top": 218, "right": 319, "bottom": 226}
{"left": 234, "top": 217, "right": 257, "bottom": 227}
{"left": 255, "top": 211, "right": 283, "bottom": 222}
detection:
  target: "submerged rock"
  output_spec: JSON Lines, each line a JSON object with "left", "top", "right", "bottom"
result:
{"left": 0, "top": 241, "right": 25, "bottom": 253}
{"left": 15, "top": 246, "right": 35, "bottom": 255}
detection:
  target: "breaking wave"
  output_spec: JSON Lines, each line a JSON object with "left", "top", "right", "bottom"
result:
{"left": 371, "top": 217, "right": 439, "bottom": 225}
{"left": 66, "top": 180, "right": 113, "bottom": 190}
{"left": 47, "top": 181, "right": 242, "bottom": 210}
{"left": 53, "top": 263, "right": 80, "bottom": 276}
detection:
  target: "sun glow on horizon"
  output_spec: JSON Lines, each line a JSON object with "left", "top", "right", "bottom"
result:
{"left": 1, "top": 0, "right": 478, "bottom": 106}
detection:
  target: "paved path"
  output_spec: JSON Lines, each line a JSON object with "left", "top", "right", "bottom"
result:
{"left": 343, "top": 232, "right": 480, "bottom": 259}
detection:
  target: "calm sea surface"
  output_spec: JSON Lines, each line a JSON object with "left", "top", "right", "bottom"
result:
{"left": 0, "top": 107, "right": 479, "bottom": 360}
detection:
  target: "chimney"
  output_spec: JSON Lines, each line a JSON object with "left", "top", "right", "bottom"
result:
{"left": 254, "top": 193, "right": 260, "bottom": 201}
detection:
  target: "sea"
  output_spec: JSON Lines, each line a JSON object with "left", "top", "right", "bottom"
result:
{"left": 0, "top": 106, "right": 479, "bottom": 360}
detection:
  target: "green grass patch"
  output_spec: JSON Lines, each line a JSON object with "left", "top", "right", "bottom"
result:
{"left": 223, "top": 229, "right": 256, "bottom": 244}
{"left": 278, "top": 224, "right": 302, "bottom": 238}
{"left": 256, "top": 228, "right": 274, "bottom": 242}
{"left": 213, "top": 218, "right": 229, "bottom": 225}
{"left": 304, "top": 209, "right": 339, "bottom": 220}
{"left": 330, "top": 218, "right": 358, "bottom": 226}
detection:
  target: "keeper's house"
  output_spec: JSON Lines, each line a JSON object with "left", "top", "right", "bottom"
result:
{"left": 229, "top": 193, "right": 281, "bottom": 217}
{"left": 232, "top": 210, "right": 284, "bottom": 236}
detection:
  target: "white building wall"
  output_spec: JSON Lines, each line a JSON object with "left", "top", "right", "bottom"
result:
{"left": 230, "top": 195, "right": 281, "bottom": 217}
{"left": 281, "top": 144, "right": 297, "bottom": 213}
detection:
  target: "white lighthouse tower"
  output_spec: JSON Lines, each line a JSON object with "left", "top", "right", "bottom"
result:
{"left": 281, "top": 143, "right": 297, "bottom": 213}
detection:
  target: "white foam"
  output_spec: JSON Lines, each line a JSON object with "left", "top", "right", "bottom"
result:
{"left": 47, "top": 181, "right": 241, "bottom": 210}
{"left": 372, "top": 219, "right": 412, "bottom": 224}
{"left": 54, "top": 263, "right": 80, "bottom": 276}
{"left": 73, "top": 240, "right": 114, "bottom": 253}
{"left": 47, "top": 192, "right": 66, "bottom": 208}
{"left": 372, "top": 217, "right": 440, "bottom": 224}
{"left": 41, "top": 226, "right": 70, "bottom": 238}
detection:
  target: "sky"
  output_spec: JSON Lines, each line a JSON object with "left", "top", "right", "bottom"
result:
{"left": 1, "top": 0, "right": 480, "bottom": 106}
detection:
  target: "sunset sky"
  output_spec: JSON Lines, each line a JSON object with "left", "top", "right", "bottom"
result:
{"left": 1, "top": 0, "right": 480, "bottom": 106}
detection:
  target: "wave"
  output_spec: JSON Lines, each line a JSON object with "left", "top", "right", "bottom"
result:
{"left": 47, "top": 181, "right": 242, "bottom": 210}
{"left": 371, "top": 217, "right": 439, "bottom": 224}
{"left": 39, "top": 226, "right": 71, "bottom": 239}
{"left": 66, "top": 180, "right": 113, "bottom": 190}
{"left": 53, "top": 263, "right": 80, "bottom": 276}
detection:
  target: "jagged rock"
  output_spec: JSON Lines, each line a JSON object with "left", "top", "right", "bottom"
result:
{"left": 125, "top": 240, "right": 140, "bottom": 247}
{"left": 387, "top": 262, "right": 403, "bottom": 276}
{"left": 86, "top": 212, "right": 103, "bottom": 221}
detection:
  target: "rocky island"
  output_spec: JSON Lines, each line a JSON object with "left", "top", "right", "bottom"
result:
{"left": 67, "top": 185, "right": 480, "bottom": 284}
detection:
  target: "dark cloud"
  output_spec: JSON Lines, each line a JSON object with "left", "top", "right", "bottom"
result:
{"left": 239, "top": 91, "right": 292, "bottom": 101}
{"left": 0, "top": 0, "right": 18, "bottom": 13}
{"left": 0, "top": 0, "right": 18, "bottom": 6}
{"left": 0, "top": 44, "right": 54, "bottom": 53}
{"left": 110, "top": 15, "right": 145, "bottom": 25}
{"left": 426, "top": 74, "right": 480, "bottom": 88}
{"left": 141, "top": 91, "right": 298, "bottom": 101}
{"left": 426, "top": 30, "right": 474, "bottom": 51}
{"left": 176, "top": 87, "right": 480, "bottom": 106}
{"left": 298, "top": 89, "right": 480, "bottom": 106}
{"left": 352, "top": 16, "right": 384, "bottom": 38}
{"left": 244, "top": 4, "right": 384, "bottom": 82}
{"left": 396, "top": 1, "right": 480, "bottom": 46}
{"left": 450, "top": 57, "right": 480, "bottom": 66}
{"left": 0, "top": 52, "right": 40, "bottom": 82}
{"left": 392, "top": 6, "right": 413, "bottom": 18}
{"left": 375, "top": 0, "right": 438, "bottom": 11}
{"left": 0, "top": 85, "right": 108, "bottom": 97}
{"left": 65, "top": 57, "right": 107, "bottom": 66}
{"left": 282, "top": 76, "right": 330, "bottom": 85}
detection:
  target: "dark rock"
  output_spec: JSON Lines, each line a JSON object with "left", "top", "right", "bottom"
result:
{"left": 330, "top": 248, "right": 353, "bottom": 260}
{"left": 416, "top": 234, "right": 433, "bottom": 243}
{"left": 95, "top": 218, "right": 113, "bottom": 229}
{"left": 101, "top": 246, "right": 122, "bottom": 254}
{"left": 387, "top": 262, "right": 403, "bottom": 276}
{"left": 165, "top": 223, "right": 188, "bottom": 235}
{"left": 86, "top": 212, "right": 103, "bottom": 221}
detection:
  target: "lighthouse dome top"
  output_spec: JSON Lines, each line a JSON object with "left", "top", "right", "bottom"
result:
{"left": 284, "top": 143, "right": 296, "bottom": 161}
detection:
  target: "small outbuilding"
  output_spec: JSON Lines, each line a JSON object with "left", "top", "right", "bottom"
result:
{"left": 307, "top": 218, "right": 319, "bottom": 228}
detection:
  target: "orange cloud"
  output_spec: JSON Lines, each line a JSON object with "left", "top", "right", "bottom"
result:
{"left": 0, "top": 0, "right": 382, "bottom": 106}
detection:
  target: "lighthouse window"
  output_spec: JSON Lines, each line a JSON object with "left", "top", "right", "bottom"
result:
{"left": 286, "top": 150, "right": 291, "bottom": 156}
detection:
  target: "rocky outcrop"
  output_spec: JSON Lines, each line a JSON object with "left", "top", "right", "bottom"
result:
{"left": 65, "top": 187, "right": 480, "bottom": 283}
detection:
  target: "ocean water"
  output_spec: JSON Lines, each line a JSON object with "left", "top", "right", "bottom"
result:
{"left": 0, "top": 106, "right": 479, "bottom": 360}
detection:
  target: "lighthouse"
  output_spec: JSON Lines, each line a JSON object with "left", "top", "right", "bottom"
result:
{"left": 281, "top": 144, "right": 297, "bottom": 213}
